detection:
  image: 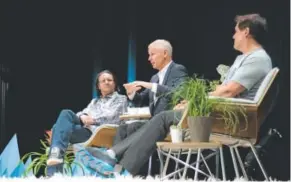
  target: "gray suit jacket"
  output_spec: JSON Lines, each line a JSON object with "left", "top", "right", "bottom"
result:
{"left": 132, "top": 61, "right": 188, "bottom": 116}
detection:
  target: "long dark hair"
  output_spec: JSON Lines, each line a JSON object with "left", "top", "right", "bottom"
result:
{"left": 95, "top": 70, "right": 118, "bottom": 96}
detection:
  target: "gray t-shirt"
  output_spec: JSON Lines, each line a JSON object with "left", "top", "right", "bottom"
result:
{"left": 222, "top": 48, "right": 272, "bottom": 100}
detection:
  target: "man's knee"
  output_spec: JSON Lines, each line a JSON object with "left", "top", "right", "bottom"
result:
{"left": 114, "top": 124, "right": 128, "bottom": 141}
{"left": 127, "top": 122, "right": 145, "bottom": 133}
{"left": 158, "top": 110, "right": 174, "bottom": 122}
{"left": 59, "top": 109, "right": 75, "bottom": 117}
{"left": 153, "top": 110, "right": 181, "bottom": 127}
{"left": 55, "top": 109, "right": 77, "bottom": 125}
{"left": 116, "top": 124, "right": 128, "bottom": 135}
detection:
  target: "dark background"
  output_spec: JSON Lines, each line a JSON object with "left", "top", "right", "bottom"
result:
{"left": 0, "top": 0, "right": 289, "bottom": 180}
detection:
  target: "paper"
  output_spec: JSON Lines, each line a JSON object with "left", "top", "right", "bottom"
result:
{"left": 126, "top": 107, "right": 150, "bottom": 115}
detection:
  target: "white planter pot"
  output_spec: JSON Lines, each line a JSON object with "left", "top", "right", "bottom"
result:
{"left": 170, "top": 128, "right": 183, "bottom": 143}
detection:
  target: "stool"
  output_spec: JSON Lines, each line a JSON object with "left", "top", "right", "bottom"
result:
{"left": 156, "top": 141, "right": 226, "bottom": 181}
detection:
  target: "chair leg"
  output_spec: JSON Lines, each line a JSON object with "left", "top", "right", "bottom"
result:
{"left": 148, "top": 155, "right": 152, "bottom": 176}
{"left": 219, "top": 147, "right": 226, "bottom": 181}
{"left": 234, "top": 147, "right": 248, "bottom": 180}
{"left": 215, "top": 149, "right": 220, "bottom": 179}
{"left": 249, "top": 143, "right": 269, "bottom": 181}
{"left": 229, "top": 147, "right": 240, "bottom": 178}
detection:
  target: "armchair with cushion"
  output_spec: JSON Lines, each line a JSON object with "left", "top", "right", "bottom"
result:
{"left": 209, "top": 67, "right": 280, "bottom": 180}
{"left": 84, "top": 107, "right": 152, "bottom": 148}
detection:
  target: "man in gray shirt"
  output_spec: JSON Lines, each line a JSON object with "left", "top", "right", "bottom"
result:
{"left": 209, "top": 14, "right": 272, "bottom": 99}
{"left": 76, "top": 14, "right": 273, "bottom": 177}
{"left": 216, "top": 48, "right": 272, "bottom": 100}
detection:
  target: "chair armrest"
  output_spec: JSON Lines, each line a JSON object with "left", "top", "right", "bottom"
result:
{"left": 119, "top": 113, "right": 151, "bottom": 120}
{"left": 208, "top": 96, "right": 256, "bottom": 104}
{"left": 99, "top": 124, "right": 119, "bottom": 128}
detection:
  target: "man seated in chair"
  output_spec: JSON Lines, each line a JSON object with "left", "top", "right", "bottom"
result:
{"left": 46, "top": 70, "right": 128, "bottom": 176}
{"left": 76, "top": 13, "right": 272, "bottom": 177}
{"left": 113, "top": 39, "right": 188, "bottom": 144}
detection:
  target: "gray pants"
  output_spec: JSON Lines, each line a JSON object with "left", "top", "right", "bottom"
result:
{"left": 113, "top": 122, "right": 146, "bottom": 146}
{"left": 111, "top": 110, "right": 183, "bottom": 175}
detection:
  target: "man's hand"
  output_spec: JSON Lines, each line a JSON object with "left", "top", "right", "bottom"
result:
{"left": 80, "top": 115, "right": 95, "bottom": 126}
{"left": 123, "top": 80, "right": 153, "bottom": 95}
{"left": 208, "top": 81, "right": 245, "bottom": 98}
{"left": 173, "top": 100, "right": 188, "bottom": 110}
{"left": 215, "top": 85, "right": 222, "bottom": 90}
{"left": 132, "top": 81, "right": 153, "bottom": 89}
{"left": 123, "top": 82, "right": 142, "bottom": 95}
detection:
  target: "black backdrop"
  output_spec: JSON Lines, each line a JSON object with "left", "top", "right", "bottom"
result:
{"left": 0, "top": 0, "right": 289, "bottom": 180}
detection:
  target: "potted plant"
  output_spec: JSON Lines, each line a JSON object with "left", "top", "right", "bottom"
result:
{"left": 171, "top": 75, "right": 247, "bottom": 142}
{"left": 19, "top": 131, "right": 84, "bottom": 177}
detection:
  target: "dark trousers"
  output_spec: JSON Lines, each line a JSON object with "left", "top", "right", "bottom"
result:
{"left": 47, "top": 109, "right": 92, "bottom": 176}
{"left": 112, "top": 110, "right": 183, "bottom": 175}
{"left": 113, "top": 122, "right": 146, "bottom": 145}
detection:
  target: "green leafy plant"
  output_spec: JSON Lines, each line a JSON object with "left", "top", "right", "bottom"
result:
{"left": 170, "top": 124, "right": 182, "bottom": 130}
{"left": 171, "top": 76, "right": 216, "bottom": 117}
{"left": 19, "top": 132, "right": 84, "bottom": 177}
{"left": 171, "top": 75, "right": 247, "bottom": 135}
{"left": 208, "top": 79, "right": 248, "bottom": 134}
{"left": 214, "top": 103, "right": 248, "bottom": 134}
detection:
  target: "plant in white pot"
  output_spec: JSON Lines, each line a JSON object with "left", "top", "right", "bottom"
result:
{"left": 171, "top": 75, "right": 247, "bottom": 142}
{"left": 169, "top": 125, "right": 183, "bottom": 143}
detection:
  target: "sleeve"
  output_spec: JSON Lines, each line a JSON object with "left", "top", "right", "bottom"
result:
{"left": 94, "top": 96, "right": 128, "bottom": 125}
{"left": 131, "top": 88, "right": 150, "bottom": 107}
{"left": 156, "top": 65, "right": 188, "bottom": 97}
{"left": 230, "top": 57, "right": 269, "bottom": 90}
{"left": 76, "top": 99, "right": 95, "bottom": 118}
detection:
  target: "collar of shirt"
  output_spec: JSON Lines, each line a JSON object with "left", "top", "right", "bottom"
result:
{"left": 99, "top": 91, "right": 117, "bottom": 101}
{"left": 157, "top": 60, "right": 173, "bottom": 84}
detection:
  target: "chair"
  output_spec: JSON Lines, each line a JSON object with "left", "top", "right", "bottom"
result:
{"left": 46, "top": 124, "right": 119, "bottom": 149}
{"left": 83, "top": 112, "right": 152, "bottom": 148}
{"left": 82, "top": 124, "right": 119, "bottom": 148}
{"left": 84, "top": 102, "right": 184, "bottom": 148}
{"left": 83, "top": 111, "right": 154, "bottom": 175}
{"left": 209, "top": 67, "right": 280, "bottom": 180}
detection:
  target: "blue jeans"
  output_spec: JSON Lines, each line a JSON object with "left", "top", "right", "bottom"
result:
{"left": 47, "top": 109, "right": 92, "bottom": 176}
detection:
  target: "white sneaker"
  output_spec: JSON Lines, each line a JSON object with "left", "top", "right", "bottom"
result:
{"left": 47, "top": 147, "right": 64, "bottom": 166}
{"left": 47, "top": 157, "right": 63, "bottom": 166}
